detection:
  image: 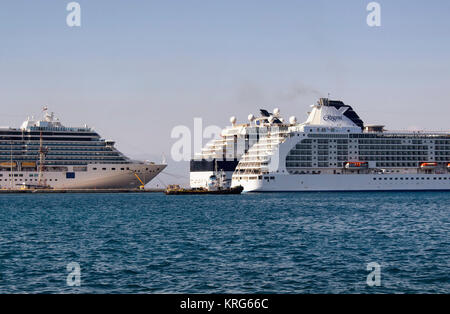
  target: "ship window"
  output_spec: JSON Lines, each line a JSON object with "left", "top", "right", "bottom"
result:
{"left": 102, "top": 168, "right": 106, "bottom": 170}
{"left": 93, "top": 168, "right": 97, "bottom": 170}
{"left": 121, "top": 168, "right": 124, "bottom": 170}
{"left": 66, "top": 172, "right": 75, "bottom": 179}
{"left": 111, "top": 168, "right": 116, "bottom": 170}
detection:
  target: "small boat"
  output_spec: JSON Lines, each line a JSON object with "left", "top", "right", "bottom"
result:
{"left": 165, "top": 184, "right": 244, "bottom": 195}
{"left": 166, "top": 165, "right": 244, "bottom": 195}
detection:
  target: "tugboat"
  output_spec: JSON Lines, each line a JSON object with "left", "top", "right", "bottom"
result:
{"left": 165, "top": 169, "right": 243, "bottom": 195}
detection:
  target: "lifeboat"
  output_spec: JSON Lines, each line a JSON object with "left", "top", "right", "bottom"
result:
{"left": 21, "top": 162, "right": 36, "bottom": 168}
{"left": 420, "top": 162, "right": 437, "bottom": 169}
{"left": 0, "top": 162, "right": 17, "bottom": 168}
{"left": 345, "top": 162, "right": 368, "bottom": 169}
{"left": 447, "top": 163, "right": 450, "bottom": 169}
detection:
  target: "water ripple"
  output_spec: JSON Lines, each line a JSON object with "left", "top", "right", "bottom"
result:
{"left": 0, "top": 192, "right": 449, "bottom": 293}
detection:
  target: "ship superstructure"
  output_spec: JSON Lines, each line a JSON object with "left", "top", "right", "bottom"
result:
{"left": 0, "top": 109, "right": 166, "bottom": 189}
{"left": 229, "top": 98, "right": 450, "bottom": 192}
{"left": 190, "top": 110, "right": 286, "bottom": 188}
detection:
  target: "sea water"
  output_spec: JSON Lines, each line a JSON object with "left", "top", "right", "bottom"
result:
{"left": 0, "top": 192, "right": 448, "bottom": 293}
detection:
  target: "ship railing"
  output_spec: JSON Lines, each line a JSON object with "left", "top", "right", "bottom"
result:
{"left": 380, "top": 130, "right": 450, "bottom": 136}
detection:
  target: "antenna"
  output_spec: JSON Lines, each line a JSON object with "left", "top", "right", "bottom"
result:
{"left": 38, "top": 131, "right": 49, "bottom": 187}
{"left": 10, "top": 140, "right": 13, "bottom": 189}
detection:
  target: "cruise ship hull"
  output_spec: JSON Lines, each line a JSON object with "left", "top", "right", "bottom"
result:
{"left": 0, "top": 163, "right": 166, "bottom": 189}
{"left": 233, "top": 173, "right": 450, "bottom": 192}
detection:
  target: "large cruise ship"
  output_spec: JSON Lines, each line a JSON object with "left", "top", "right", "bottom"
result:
{"left": 0, "top": 109, "right": 166, "bottom": 189}
{"left": 190, "top": 109, "right": 282, "bottom": 188}
{"left": 192, "top": 98, "right": 450, "bottom": 192}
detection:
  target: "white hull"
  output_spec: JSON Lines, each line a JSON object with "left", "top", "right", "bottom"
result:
{"left": 233, "top": 173, "right": 450, "bottom": 192}
{"left": 0, "top": 163, "right": 166, "bottom": 189}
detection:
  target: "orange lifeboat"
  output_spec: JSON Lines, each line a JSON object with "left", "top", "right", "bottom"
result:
{"left": 420, "top": 162, "right": 437, "bottom": 169}
{"left": 0, "top": 162, "right": 17, "bottom": 168}
{"left": 345, "top": 162, "right": 368, "bottom": 169}
{"left": 21, "top": 162, "right": 36, "bottom": 168}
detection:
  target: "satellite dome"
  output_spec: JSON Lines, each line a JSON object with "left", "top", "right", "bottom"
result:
{"left": 230, "top": 116, "right": 237, "bottom": 125}
{"left": 289, "top": 116, "right": 297, "bottom": 125}
{"left": 248, "top": 114, "right": 255, "bottom": 122}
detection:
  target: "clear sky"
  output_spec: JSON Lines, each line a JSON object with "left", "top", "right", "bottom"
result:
{"left": 1, "top": 0, "right": 449, "bottom": 183}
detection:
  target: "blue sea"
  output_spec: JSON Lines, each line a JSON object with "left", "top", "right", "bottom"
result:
{"left": 0, "top": 192, "right": 449, "bottom": 294}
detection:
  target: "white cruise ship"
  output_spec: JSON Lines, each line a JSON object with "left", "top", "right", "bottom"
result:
{"left": 192, "top": 98, "right": 450, "bottom": 192}
{"left": 0, "top": 109, "right": 166, "bottom": 189}
{"left": 190, "top": 110, "right": 284, "bottom": 188}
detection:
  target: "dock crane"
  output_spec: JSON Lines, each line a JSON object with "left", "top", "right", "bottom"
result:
{"left": 133, "top": 172, "right": 146, "bottom": 190}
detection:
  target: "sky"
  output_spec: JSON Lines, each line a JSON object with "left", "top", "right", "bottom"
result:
{"left": 0, "top": 0, "right": 449, "bottom": 184}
